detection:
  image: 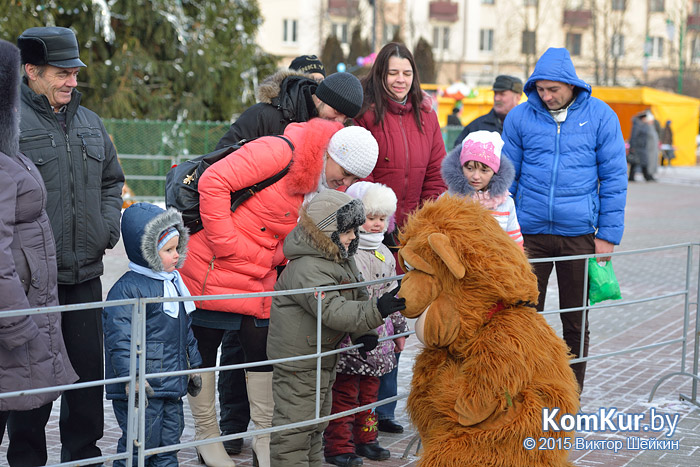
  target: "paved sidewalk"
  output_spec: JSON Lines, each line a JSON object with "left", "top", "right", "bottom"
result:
{"left": 2, "top": 167, "right": 699, "bottom": 466}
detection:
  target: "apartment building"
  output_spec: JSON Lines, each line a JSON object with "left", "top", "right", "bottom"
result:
{"left": 256, "top": 0, "right": 700, "bottom": 90}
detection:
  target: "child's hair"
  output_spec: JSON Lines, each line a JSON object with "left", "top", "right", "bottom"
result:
{"left": 459, "top": 130, "right": 504, "bottom": 173}
{"left": 463, "top": 160, "right": 493, "bottom": 172}
{"left": 345, "top": 181, "right": 397, "bottom": 233}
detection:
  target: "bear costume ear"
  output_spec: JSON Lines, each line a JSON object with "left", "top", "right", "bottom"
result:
{"left": 428, "top": 233, "right": 465, "bottom": 279}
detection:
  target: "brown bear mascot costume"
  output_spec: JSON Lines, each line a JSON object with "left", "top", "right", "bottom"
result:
{"left": 398, "top": 195, "right": 579, "bottom": 466}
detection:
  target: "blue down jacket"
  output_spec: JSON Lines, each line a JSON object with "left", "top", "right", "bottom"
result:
{"left": 103, "top": 203, "right": 202, "bottom": 400}
{"left": 501, "top": 48, "right": 627, "bottom": 245}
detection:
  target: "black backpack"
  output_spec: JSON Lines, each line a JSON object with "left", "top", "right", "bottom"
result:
{"left": 165, "top": 135, "right": 295, "bottom": 234}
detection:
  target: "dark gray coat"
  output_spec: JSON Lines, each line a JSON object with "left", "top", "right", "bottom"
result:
{"left": 0, "top": 39, "right": 77, "bottom": 411}
{"left": 19, "top": 79, "right": 124, "bottom": 285}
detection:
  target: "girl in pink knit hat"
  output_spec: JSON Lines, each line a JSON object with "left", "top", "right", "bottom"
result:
{"left": 441, "top": 130, "right": 523, "bottom": 249}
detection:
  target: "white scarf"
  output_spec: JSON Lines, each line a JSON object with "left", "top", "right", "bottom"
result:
{"left": 129, "top": 262, "right": 196, "bottom": 318}
{"left": 358, "top": 231, "right": 384, "bottom": 251}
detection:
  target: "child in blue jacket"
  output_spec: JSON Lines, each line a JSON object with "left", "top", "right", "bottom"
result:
{"left": 103, "top": 203, "right": 202, "bottom": 466}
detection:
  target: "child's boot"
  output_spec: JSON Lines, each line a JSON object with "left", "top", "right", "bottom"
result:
{"left": 187, "top": 371, "right": 236, "bottom": 467}
{"left": 246, "top": 371, "right": 274, "bottom": 467}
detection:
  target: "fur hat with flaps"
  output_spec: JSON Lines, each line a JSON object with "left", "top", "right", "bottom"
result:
{"left": 0, "top": 40, "right": 21, "bottom": 158}
{"left": 300, "top": 189, "right": 365, "bottom": 260}
{"left": 345, "top": 181, "right": 397, "bottom": 233}
{"left": 121, "top": 203, "right": 189, "bottom": 272}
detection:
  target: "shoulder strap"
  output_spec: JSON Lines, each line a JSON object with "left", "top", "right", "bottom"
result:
{"left": 229, "top": 134, "right": 295, "bottom": 213}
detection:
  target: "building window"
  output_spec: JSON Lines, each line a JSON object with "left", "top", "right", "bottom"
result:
{"left": 694, "top": 0, "right": 700, "bottom": 15}
{"left": 432, "top": 26, "right": 451, "bottom": 51}
{"left": 524, "top": 0, "right": 538, "bottom": 5}
{"left": 611, "top": 0, "right": 626, "bottom": 10}
{"left": 647, "top": 36, "right": 664, "bottom": 58}
{"left": 332, "top": 23, "right": 348, "bottom": 44}
{"left": 522, "top": 30, "right": 536, "bottom": 54}
{"left": 384, "top": 23, "right": 400, "bottom": 42}
{"left": 611, "top": 33, "right": 624, "bottom": 57}
{"left": 480, "top": 29, "right": 494, "bottom": 52}
{"left": 650, "top": 0, "right": 664, "bottom": 12}
{"left": 482, "top": 0, "right": 495, "bottom": 4}
{"left": 566, "top": 0, "right": 585, "bottom": 7}
{"left": 283, "top": 19, "right": 298, "bottom": 43}
{"left": 692, "top": 37, "right": 700, "bottom": 62}
{"left": 566, "top": 33, "right": 582, "bottom": 56}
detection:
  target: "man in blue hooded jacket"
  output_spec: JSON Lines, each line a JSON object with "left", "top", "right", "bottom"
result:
{"left": 501, "top": 48, "right": 627, "bottom": 392}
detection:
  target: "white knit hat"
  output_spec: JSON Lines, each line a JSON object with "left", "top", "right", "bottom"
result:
{"left": 327, "top": 126, "right": 379, "bottom": 179}
{"left": 345, "top": 181, "right": 397, "bottom": 217}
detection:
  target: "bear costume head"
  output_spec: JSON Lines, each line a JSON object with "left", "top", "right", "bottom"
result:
{"left": 397, "top": 195, "right": 579, "bottom": 467}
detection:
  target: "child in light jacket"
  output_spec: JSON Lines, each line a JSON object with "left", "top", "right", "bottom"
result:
{"left": 103, "top": 203, "right": 202, "bottom": 466}
{"left": 267, "top": 189, "right": 405, "bottom": 466}
{"left": 323, "top": 182, "right": 408, "bottom": 465}
{"left": 441, "top": 130, "right": 523, "bottom": 248}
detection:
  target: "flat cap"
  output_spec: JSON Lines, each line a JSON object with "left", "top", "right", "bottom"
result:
{"left": 492, "top": 75, "right": 523, "bottom": 94}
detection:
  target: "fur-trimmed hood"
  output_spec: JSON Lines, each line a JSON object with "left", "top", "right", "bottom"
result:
{"left": 441, "top": 143, "right": 515, "bottom": 198}
{"left": 256, "top": 69, "right": 319, "bottom": 123}
{"left": 0, "top": 40, "right": 21, "bottom": 158}
{"left": 121, "top": 203, "right": 189, "bottom": 271}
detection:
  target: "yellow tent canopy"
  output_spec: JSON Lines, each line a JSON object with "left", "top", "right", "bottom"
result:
{"left": 592, "top": 87, "right": 699, "bottom": 166}
{"left": 426, "top": 84, "right": 699, "bottom": 166}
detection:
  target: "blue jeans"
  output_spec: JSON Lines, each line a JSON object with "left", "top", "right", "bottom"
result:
{"left": 376, "top": 352, "right": 400, "bottom": 421}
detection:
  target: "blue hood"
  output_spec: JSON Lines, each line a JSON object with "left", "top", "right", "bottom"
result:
{"left": 121, "top": 203, "right": 189, "bottom": 270}
{"left": 524, "top": 48, "right": 591, "bottom": 104}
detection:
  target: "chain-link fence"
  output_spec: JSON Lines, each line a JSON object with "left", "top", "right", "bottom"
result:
{"left": 107, "top": 119, "right": 465, "bottom": 203}
{"left": 105, "top": 119, "right": 231, "bottom": 202}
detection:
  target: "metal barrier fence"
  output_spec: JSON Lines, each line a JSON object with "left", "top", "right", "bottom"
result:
{"left": 1, "top": 243, "right": 698, "bottom": 466}
{"left": 109, "top": 121, "right": 463, "bottom": 202}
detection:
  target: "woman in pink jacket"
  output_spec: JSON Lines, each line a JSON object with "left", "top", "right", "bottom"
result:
{"left": 179, "top": 118, "right": 379, "bottom": 467}
{"left": 354, "top": 42, "right": 447, "bottom": 435}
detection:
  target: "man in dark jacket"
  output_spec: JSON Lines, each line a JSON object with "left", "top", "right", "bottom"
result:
{"left": 215, "top": 70, "right": 363, "bottom": 149}
{"left": 17, "top": 26, "right": 124, "bottom": 465}
{"left": 453, "top": 75, "right": 523, "bottom": 148}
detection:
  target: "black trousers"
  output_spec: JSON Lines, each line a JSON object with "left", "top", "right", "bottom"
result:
{"left": 523, "top": 233, "right": 594, "bottom": 392}
{"left": 192, "top": 315, "right": 272, "bottom": 372}
{"left": 0, "top": 403, "right": 53, "bottom": 467}
{"left": 57, "top": 278, "right": 105, "bottom": 464}
{"left": 218, "top": 331, "right": 251, "bottom": 433}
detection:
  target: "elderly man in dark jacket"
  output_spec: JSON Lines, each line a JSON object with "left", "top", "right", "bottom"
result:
{"left": 453, "top": 75, "right": 523, "bottom": 148}
{"left": 0, "top": 38, "right": 78, "bottom": 467}
{"left": 17, "top": 27, "right": 124, "bottom": 464}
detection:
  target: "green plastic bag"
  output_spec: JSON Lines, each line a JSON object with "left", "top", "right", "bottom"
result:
{"left": 588, "top": 258, "right": 622, "bottom": 305}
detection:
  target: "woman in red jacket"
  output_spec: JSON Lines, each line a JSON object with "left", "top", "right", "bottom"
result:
{"left": 354, "top": 42, "right": 447, "bottom": 434}
{"left": 179, "top": 119, "right": 379, "bottom": 467}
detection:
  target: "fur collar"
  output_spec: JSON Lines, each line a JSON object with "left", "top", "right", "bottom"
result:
{"left": 283, "top": 119, "right": 343, "bottom": 195}
{"left": 0, "top": 41, "right": 20, "bottom": 158}
{"left": 441, "top": 143, "right": 515, "bottom": 198}
{"left": 256, "top": 69, "right": 316, "bottom": 104}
